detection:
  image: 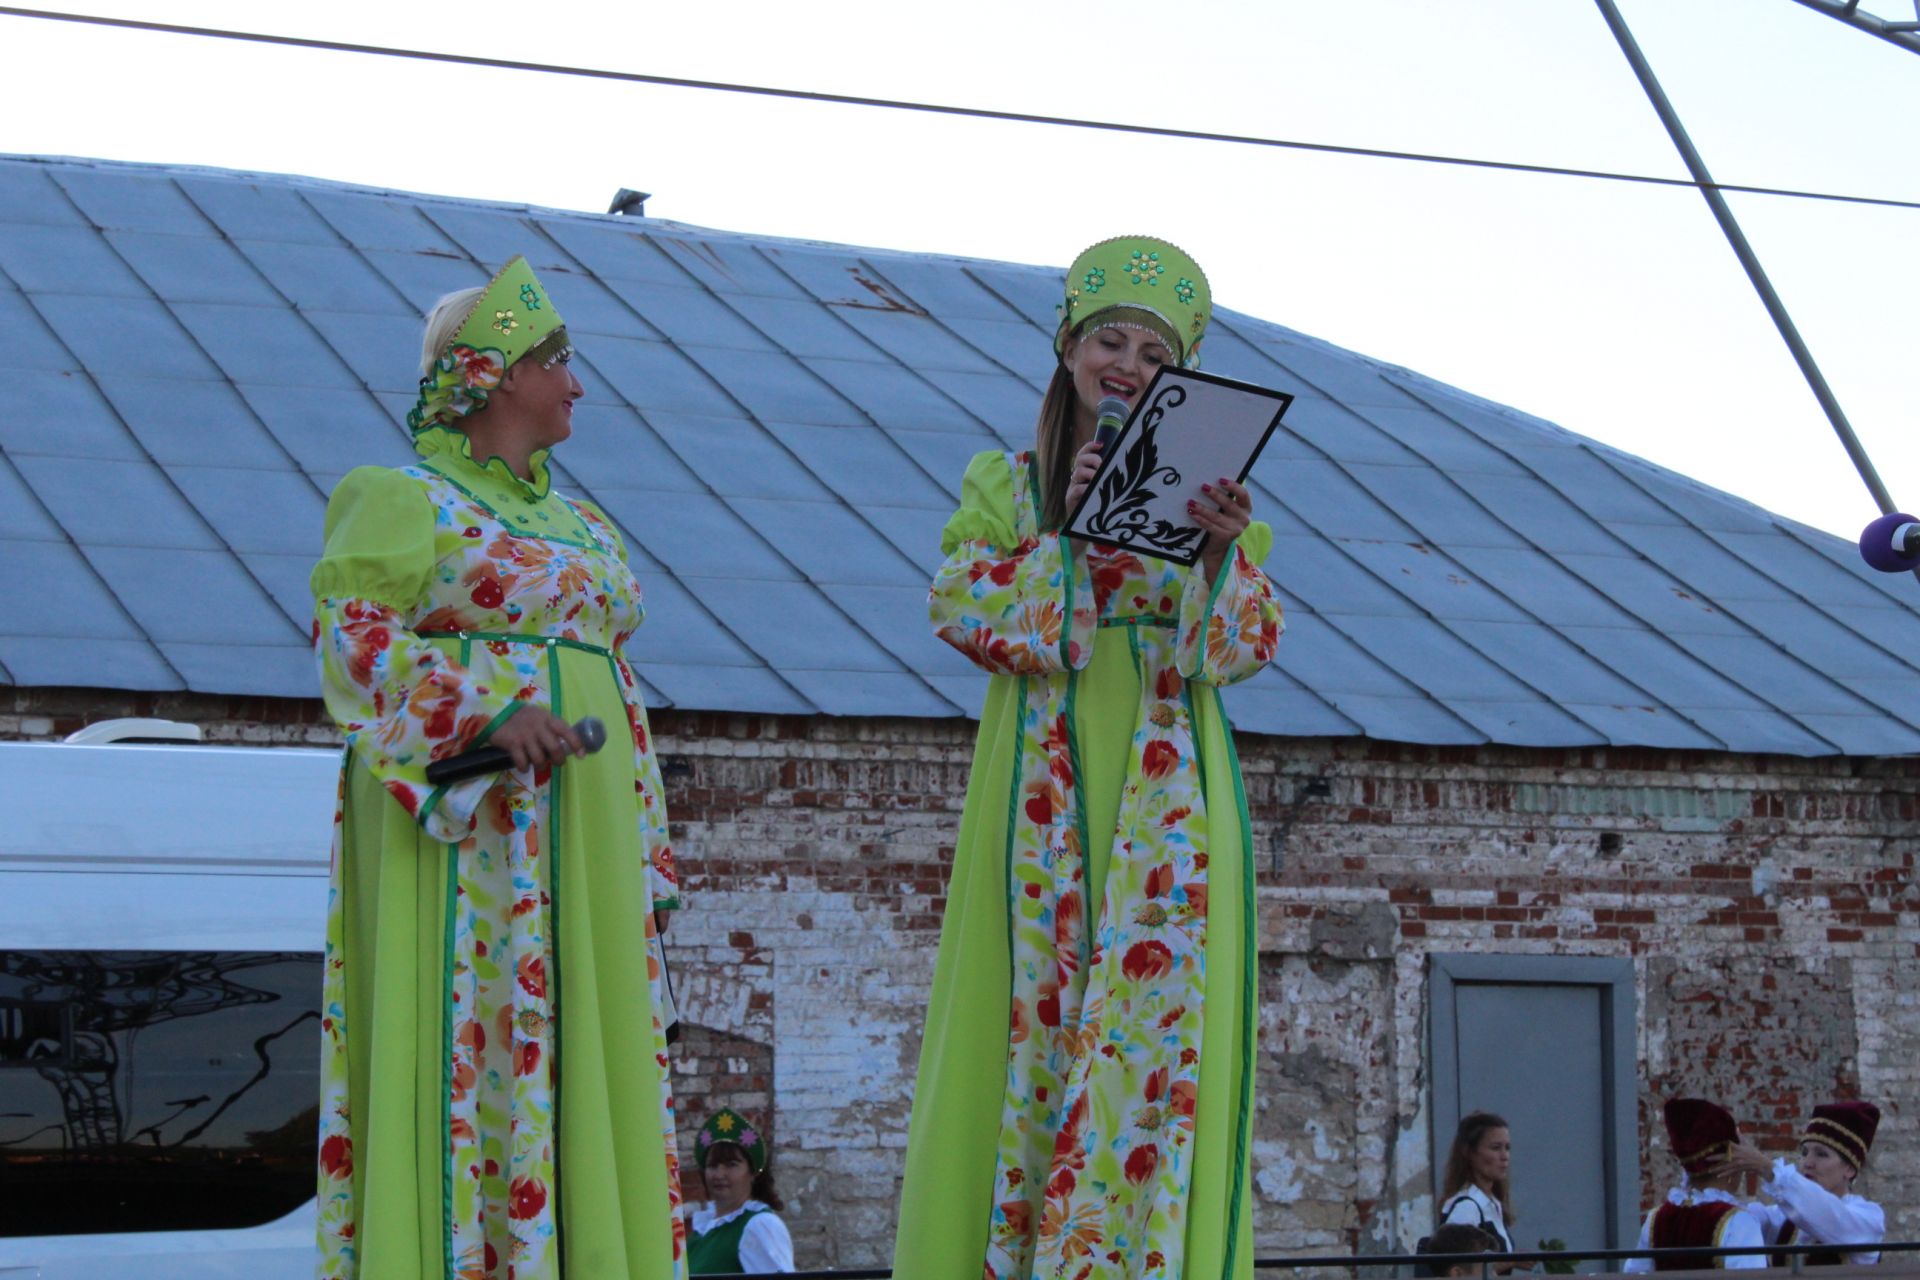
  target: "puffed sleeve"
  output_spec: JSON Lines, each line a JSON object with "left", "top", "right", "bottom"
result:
{"left": 1761, "top": 1160, "right": 1883, "bottom": 1262}
{"left": 311, "top": 466, "right": 529, "bottom": 845}
{"left": 1744, "top": 1198, "right": 1787, "bottom": 1243}
{"left": 929, "top": 450, "right": 1095, "bottom": 676}
{"left": 1720, "top": 1204, "right": 1768, "bottom": 1269}
{"left": 1174, "top": 519, "right": 1283, "bottom": 685}
{"left": 737, "top": 1211, "right": 796, "bottom": 1272}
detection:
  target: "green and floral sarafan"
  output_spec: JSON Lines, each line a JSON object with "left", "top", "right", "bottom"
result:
{"left": 407, "top": 255, "right": 571, "bottom": 432}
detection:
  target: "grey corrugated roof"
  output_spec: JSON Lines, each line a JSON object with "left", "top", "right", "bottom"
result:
{"left": 5, "top": 153, "right": 1919, "bottom": 756}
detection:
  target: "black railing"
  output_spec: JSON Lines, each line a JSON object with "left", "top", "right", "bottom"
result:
{"left": 703, "top": 1239, "right": 1920, "bottom": 1279}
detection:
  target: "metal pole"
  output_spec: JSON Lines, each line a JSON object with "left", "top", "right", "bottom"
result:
{"left": 1788, "top": 0, "right": 1920, "bottom": 57}
{"left": 1592, "top": 0, "right": 1902, "bottom": 520}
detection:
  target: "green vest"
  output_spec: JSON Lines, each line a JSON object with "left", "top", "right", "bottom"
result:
{"left": 688, "top": 1206, "right": 767, "bottom": 1275}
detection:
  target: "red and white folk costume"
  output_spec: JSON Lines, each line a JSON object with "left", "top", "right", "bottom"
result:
{"left": 1624, "top": 1098, "right": 1765, "bottom": 1272}
{"left": 1747, "top": 1101, "right": 1885, "bottom": 1267}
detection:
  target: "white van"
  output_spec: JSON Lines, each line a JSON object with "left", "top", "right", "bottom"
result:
{"left": 0, "top": 725, "right": 336, "bottom": 1278}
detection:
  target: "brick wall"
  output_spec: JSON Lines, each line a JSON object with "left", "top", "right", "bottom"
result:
{"left": 7, "top": 688, "right": 1917, "bottom": 1268}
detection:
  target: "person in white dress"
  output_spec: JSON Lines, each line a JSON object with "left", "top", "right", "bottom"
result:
{"left": 1622, "top": 1097, "right": 1767, "bottom": 1272}
{"left": 1438, "top": 1111, "right": 1517, "bottom": 1256}
{"left": 1723, "top": 1099, "right": 1884, "bottom": 1267}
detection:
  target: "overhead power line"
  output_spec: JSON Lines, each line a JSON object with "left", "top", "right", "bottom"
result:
{"left": 5, "top": 4, "right": 1920, "bottom": 213}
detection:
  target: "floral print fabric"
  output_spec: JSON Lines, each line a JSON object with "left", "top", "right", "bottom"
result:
{"left": 929, "top": 450, "right": 1281, "bottom": 1279}
{"left": 313, "top": 449, "right": 682, "bottom": 1280}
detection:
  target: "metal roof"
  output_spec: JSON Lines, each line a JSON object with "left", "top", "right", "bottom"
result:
{"left": 5, "top": 153, "right": 1919, "bottom": 755}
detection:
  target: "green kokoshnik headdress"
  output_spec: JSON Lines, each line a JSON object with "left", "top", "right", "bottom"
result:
{"left": 406, "top": 255, "right": 571, "bottom": 433}
{"left": 696, "top": 1107, "right": 768, "bottom": 1175}
{"left": 1055, "top": 234, "right": 1211, "bottom": 369}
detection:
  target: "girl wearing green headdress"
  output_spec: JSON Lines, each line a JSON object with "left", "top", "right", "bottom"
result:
{"left": 310, "top": 258, "right": 686, "bottom": 1280}
{"left": 895, "top": 237, "right": 1282, "bottom": 1279}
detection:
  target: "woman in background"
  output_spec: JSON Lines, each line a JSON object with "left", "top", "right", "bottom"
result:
{"left": 688, "top": 1109, "right": 794, "bottom": 1275}
{"left": 1438, "top": 1111, "right": 1517, "bottom": 1255}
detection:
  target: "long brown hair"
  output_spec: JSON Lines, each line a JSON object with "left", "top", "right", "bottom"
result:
{"left": 1441, "top": 1111, "right": 1514, "bottom": 1225}
{"left": 1032, "top": 363, "right": 1082, "bottom": 534}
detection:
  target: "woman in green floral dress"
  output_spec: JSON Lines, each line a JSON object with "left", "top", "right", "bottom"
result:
{"left": 311, "top": 258, "right": 684, "bottom": 1280}
{"left": 892, "top": 237, "right": 1283, "bottom": 1280}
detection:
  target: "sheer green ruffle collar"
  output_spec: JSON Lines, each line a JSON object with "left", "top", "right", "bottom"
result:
{"left": 412, "top": 423, "right": 554, "bottom": 501}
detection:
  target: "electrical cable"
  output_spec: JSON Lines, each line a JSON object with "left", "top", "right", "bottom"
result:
{"left": 5, "top": 4, "right": 1920, "bottom": 213}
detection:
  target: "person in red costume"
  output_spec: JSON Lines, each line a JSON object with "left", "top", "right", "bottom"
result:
{"left": 1623, "top": 1098, "right": 1766, "bottom": 1272}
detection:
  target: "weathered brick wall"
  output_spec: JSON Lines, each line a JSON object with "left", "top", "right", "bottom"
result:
{"left": 7, "top": 688, "right": 1917, "bottom": 1268}
{"left": 1244, "top": 741, "right": 1920, "bottom": 1260}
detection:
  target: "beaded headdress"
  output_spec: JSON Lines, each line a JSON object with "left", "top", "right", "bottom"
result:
{"left": 406, "top": 255, "right": 571, "bottom": 433}
{"left": 696, "top": 1107, "right": 768, "bottom": 1175}
{"left": 1802, "top": 1100, "right": 1879, "bottom": 1172}
{"left": 1055, "top": 235, "right": 1211, "bottom": 369}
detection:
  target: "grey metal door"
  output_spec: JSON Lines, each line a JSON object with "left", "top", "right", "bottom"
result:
{"left": 1430, "top": 954, "right": 1638, "bottom": 1267}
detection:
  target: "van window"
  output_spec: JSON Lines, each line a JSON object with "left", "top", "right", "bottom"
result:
{"left": 0, "top": 950, "right": 320, "bottom": 1236}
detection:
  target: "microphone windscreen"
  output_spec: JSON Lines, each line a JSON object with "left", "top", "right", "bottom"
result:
{"left": 1859, "top": 511, "right": 1920, "bottom": 573}
{"left": 1095, "top": 396, "right": 1129, "bottom": 424}
{"left": 576, "top": 716, "right": 607, "bottom": 754}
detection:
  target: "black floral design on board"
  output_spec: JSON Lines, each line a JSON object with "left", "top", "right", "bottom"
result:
{"left": 1083, "top": 384, "right": 1205, "bottom": 558}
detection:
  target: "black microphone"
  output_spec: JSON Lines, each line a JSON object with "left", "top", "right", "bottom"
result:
{"left": 1093, "top": 396, "right": 1129, "bottom": 451}
{"left": 425, "top": 716, "right": 606, "bottom": 785}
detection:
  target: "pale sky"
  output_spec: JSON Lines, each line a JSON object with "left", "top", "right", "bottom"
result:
{"left": 7, "top": 0, "right": 1919, "bottom": 544}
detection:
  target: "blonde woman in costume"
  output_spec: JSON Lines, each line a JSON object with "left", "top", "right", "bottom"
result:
{"left": 311, "top": 258, "right": 684, "bottom": 1279}
{"left": 893, "top": 237, "right": 1283, "bottom": 1280}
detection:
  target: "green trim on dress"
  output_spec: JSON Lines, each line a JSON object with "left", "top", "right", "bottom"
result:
{"left": 1002, "top": 675, "right": 1029, "bottom": 991}
{"left": 416, "top": 459, "right": 597, "bottom": 550}
{"left": 419, "top": 630, "right": 615, "bottom": 659}
{"left": 442, "top": 824, "right": 458, "bottom": 1280}
{"left": 545, "top": 640, "right": 569, "bottom": 1278}
{"left": 1221, "top": 683, "right": 1256, "bottom": 1275}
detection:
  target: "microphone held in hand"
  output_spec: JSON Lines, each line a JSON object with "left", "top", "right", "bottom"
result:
{"left": 425, "top": 715, "right": 607, "bottom": 785}
{"left": 1093, "top": 396, "right": 1130, "bottom": 451}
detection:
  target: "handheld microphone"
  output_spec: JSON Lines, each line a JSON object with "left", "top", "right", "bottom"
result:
{"left": 1858, "top": 511, "right": 1920, "bottom": 574}
{"left": 425, "top": 716, "right": 607, "bottom": 785}
{"left": 1093, "top": 396, "right": 1130, "bottom": 451}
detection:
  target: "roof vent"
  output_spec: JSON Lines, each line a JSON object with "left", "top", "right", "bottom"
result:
{"left": 608, "top": 189, "right": 651, "bottom": 217}
{"left": 63, "top": 717, "right": 205, "bottom": 745}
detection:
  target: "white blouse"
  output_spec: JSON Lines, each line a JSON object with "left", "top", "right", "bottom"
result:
{"left": 688, "top": 1199, "right": 796, "bottom": 1273}
{"left": 1439, "top": 1183, "right": 1515, "bottom": 1253}
{"left": 1746, "top": 1158, "right": 1883, "bottom": 1266}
